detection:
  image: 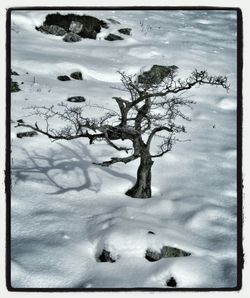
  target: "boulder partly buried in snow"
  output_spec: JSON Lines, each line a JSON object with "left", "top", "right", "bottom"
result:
{"left": 118, "top": 28, "right": 132, "bottom": 35}
{"left": 138, "top": 65, "right": 178, "bottom": 85}
{"left": 145, "top": 246, "right": 191, "bottom": 262}
{"left": 36, "top": 13, "right": 108, "bottom": 40}
{"left": 11, "top": 69, "right": 19, "bottom": 76}
{"left": 98, "top": 249, "right": 117, "bottom": 263}
{"left": 107, "top": 18, "right": 121, "bottom": 25}
{"left": 17, "top": 131, "right": 38, "bottom": 139}
{"left": 145, "top": 249, "right": 162, "bottom": 262}
{"left": 35, "top": 24, "right": 66, "bottom": 36}
{"left": 104, "top": 33, "right": 124, "bottom": 41}
{"left": 11, "top": 80, "right": 21, "bottom": 92}
{"left": 67, "top": 96, "right": 86, "bottom": 103}
{"left": 166, "top": 277, "right": 177, "bottom": 287}
{"left": 63, "top": 32, "right": 82, "bottom": 43}
{"left": 70, "top": 71, "right": 83, "bottom": 80}
{"left": 161, "top": 246, "right": 191, "bottom": 258}
{"left": 57, "top": 75, "right": 71, "bottom": 81}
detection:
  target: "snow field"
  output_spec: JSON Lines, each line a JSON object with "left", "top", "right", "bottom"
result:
{"left": 11, "top": 9, "right": 237, "bottom": 288}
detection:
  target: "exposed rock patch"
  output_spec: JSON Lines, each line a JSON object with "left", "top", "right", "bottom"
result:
{"left": 17, "top": 119, "right": 24, "bottom": 124}
{"left": 36, "top": 13, "right": 108, "bottom": 41}
{"left": 118, "top": 28, "right": 132, "bottom": 35}
{"left": 147, "top": 231, "right": 155, "bottom": 235}
{"left": 70, "top": 71, "right": 83, "bottom": 80}
{"left": 107, "top": 18, "right": 121, "bottom": 25}
{"left": 17, "top": 131, "right": 38, "bottom": 138}
{"left": 161, "top": 246, "right": 191, "bottom": 258}
{"left": 67, "top": 96, "right": 86, "bottom": 103}
{"left": 11, "top": 80, "right": 21, "bottom": 92}
{"left": 138, "top": 65, "right": 178, "bottom": 85}
{"left": 98, "top": 249, "right": 117, "bottom": 263}
{"left": 166, "top": 277, "right": 177, "bottom": 287}
{"left": 57, "top": 75, "right": 71, "bottom": 81}
{"left": 145, "top": 246, "right": 191, "bottom": 262}
{"left": 11, "top": 69, "right": 19, "bottom": 76}
{"left": 69, "top": 21, "right": 83, "bottom": 34}
{"left": 105, "top": 33, "right": 124, "bottom": 41}
{"left": 35, "top": 24, "right": 66, "bottom": 36}
{"left": 63, "top": 32, "right": 82, "bottom": 42}
{"left": 145, "top": 249, "right": 162, "bottom": 262}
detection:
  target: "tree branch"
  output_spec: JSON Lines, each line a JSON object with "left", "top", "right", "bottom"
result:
{"left": 146, "top": 126, "right": 173, "bottom": 147}
{"left": 16, "top": 122, "right": 105, "bottom": 143}
{"left": 93, "top": 154, "right": 139, "bottom": 167}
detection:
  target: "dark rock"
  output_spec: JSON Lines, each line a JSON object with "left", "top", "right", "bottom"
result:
{"left": 11, "top": 69, "right": 19, "bottom": 76}
{"left": 17, "top": 131, "right": 38, "bottom": 138}
{"left": 107, "top": 18, "right": 121, "bottom": 24}
{"left": 98, "top": 249, "right": 116, "bottom": 263}
{"left": 166, "top": 277, "right": 177, "bottom": 287}
{"left": 11, "top": 80, "right": 21, "bottom": 92}
{"left": 138, "top": 65, "right": 178, "bottom": 85}
{"left": 63, "top": 32, "right": 82, "bottom": 42}
{"left": 35, "top": 24, "right": 66, "bottom": 36}
{"left": 70, "top": 71, "right": 83, "bottom": 80}
{"left": 67, "top": 96, "right": 86, "bottom": 103}
{"left": 161, "top": 246, "right": 191, "bottom": 258}
{"left": 118, "top": 28, "right": 132, "bottom": 35}
{"left": 41, "top": 13, "right": 107, "bottom": 40}
{"left": 147, "top": 231, "right": 155, "bottom": 235}
{"left": 57, "top": 75, "right": 71, "bottom": 81}
{"left": 69, "top": 21, "right": 83, "bottom": 34}
{"left": 104, "top": 33, "right": 124, "bottom": 41}
{"left": 145, "top": 249, "right": 162, "bottom": 262}
{"left": 145, "top": 246, "right": 191, "bottom": 262}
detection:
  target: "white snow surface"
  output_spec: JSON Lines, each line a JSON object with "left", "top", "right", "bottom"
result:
{"left": 11, "top": 10, "right": 237, "bottom": 288}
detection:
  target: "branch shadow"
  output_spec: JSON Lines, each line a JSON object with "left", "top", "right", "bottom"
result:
{"left": 12, "top": 140, "right": 135, "bottom": 195}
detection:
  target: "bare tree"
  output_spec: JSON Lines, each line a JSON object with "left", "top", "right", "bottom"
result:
{"left": 17, "top": 67, "right": 229, "bottom": 198}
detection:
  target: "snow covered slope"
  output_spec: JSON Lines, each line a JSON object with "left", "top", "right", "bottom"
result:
{"left": 10, "top": 10, "right": 238, "bottom": 288}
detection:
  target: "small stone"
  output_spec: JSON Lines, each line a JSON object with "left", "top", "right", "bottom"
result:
{"left": 11, "top": 69, "right": 19, "bottom": 76}
{"left": 98, "top": 249, "right": 116, "bottom": 263}
{"left": 70, "top": 71, "right": 83, "bottom": 80}
{"left": 104, "top": 33, "right": 124, "bottom": 41}
{"left": 11, "top": 80, "right": 21, "bottom": 92}
{"left": 138, "top": 65, "right": 178, "bottom": 85}
{"left": 166, "top": 277, "right": 177, "bottom": 287}
{"left": 147, "top": 231, "right": 155, "bottom": 235}
{"left": 145, "top": 249, "right": 161, "bottom": 262}
{"left": 57, "top": 75, "right": 71, "bottom": 81}
{"left": 118, "top": 28, "right": 132, "bottom": 35}
{"left": 63, "top": 32, "right": 82, "bottom": 42}
{"left": 16, "top": 131, "right": 38, "bottom": 138}
{"left": 161, "top": 246, "right": 191, "bottom": 258}
{"left": 67, "top": 96, "right": 86, "bottom": 103}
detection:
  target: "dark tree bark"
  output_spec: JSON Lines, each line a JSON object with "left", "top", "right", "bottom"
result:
{"left": 126, "top": 155, "right": 154, "bottom": 198}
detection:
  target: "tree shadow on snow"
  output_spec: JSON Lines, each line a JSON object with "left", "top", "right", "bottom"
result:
{"left": 12, "top": 140, "right": 135, "bottom": 195}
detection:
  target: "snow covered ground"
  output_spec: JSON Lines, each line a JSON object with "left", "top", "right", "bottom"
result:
{"left": 10, "top": 9, "right": 238, "bottom": 289}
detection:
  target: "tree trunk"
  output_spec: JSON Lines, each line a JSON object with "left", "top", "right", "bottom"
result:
{"left": 125, "top": 156, "right": 154, "bottom": 198}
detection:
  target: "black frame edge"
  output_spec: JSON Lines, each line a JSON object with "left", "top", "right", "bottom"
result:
{"left": 6, "top": 7, "right": 12, "bottom": 292}
{"left": 5, "top": 6, "right": 243, "bottom": 292}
